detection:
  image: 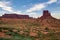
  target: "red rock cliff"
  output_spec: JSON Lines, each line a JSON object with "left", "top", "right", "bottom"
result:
{"left": 0, "top": 14, "right": 32, "bottom": 19}
{"left": 38, "top": 10, "right": 54, "bottom": 19}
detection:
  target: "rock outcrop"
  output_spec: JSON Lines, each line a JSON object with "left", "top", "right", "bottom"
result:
{"left": 38, "top": 10, "right": 60, "bottom": 29}
{"left": 0, "top": 14, "right": 32, "bottom": 19}
{"left": 38, "top": 10, "right": 54, "bottom": 19}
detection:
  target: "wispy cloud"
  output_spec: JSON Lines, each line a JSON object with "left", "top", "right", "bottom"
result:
{"left": 26, "top": 12, "right": 41, "bottom": 18}
{"left": 0, "top": 0, "right": 59, "bottom": 19}
{"left": 0, "top": 1, "right": 13, "bottom": 12}
{"left": 26, "top": 0, "right": 57, "bottom": 12}
{"left": 52, "top": 13, "right": 60, "bottom": 19}
{"left": 0, "top": 1, "right": 23, "bottom": 14}
{"left": 46, "top": 0, "right": 57, "bottom": 4}
{"left": 25, "top": 0, "right": 58, "bottom": 18}
{"left": 56, "top": 0, "right": 60, "bottom": 5}
{"left": 26, "top": 3, "right": 46, "bottom": 12}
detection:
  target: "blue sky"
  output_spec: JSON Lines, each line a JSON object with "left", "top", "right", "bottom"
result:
{"left": 0, "top": 0, "right": 60, "bottom": 19}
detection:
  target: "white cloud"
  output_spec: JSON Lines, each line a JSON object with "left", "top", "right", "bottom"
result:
{"left": 13, "top": 11, "right": 23, "bottom": 14}
{"left": 0, "top": 1, "right": 23, "bottom": 14}
{"left": 56, "top": 0, "right": 60, "bottom": 5}
{"left": 52, "top": 13, "right": 60, "bottom": 19}
{"left": 27, "top": 12, "right": 41, "bottom": 18}
{"left": 46, "top": 0, "right": 57, "bottom": 4}
{"left": 26, "top": 0, "right": 57, "bottom": 13}
{"left": 0, "top": 11, "right": 6, "bottom": 16}
{"left": 0, "top": 1, "right": 13, "bottom": 12}
{"left": 26, "top": 3, "right": 46, "bottom": 12}
{"left": 25, "top": 0, "right": 58, "bottom": 18}
{"left": 0, "top": 0, "right": 59, "bottom": 19}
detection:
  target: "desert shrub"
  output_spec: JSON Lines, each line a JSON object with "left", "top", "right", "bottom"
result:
{"left": 0, "top": 20, "right": 3, "bottom": 24}
{"left": 4, "top": 29, "right": 35, "bottom": 40}
{"left": 8, "top": 28, "right": 13, "bottom": 32}
{"left": 45, "top": 27, "right": 49, "bottom": 32}
{"left": 45, "top": 29, "right": 58, "bottom": 40}
{"left": 5, "top": 31, "right": 18, "bottom": 36}
{"left": 0, "top": 27, "right": 2, "bottom": 32}
{"left": 26, "top": 22, "right": 40, "bottom": 27}
{"left": 0, "top": 38, "right": 11, "bottom": 40}
{"left": 0, "top": 20, "right": 6, "bottom": 24}
{"left": 47, "top": 35, "right": 59, "bottom": 40}
{"left": 37, "top": 31, "right": 45, "bottom": 40}
{"left": 23, "top": 36, "right": 35, "bottom": 40}
{"left": 3, "top": 28, "right": 9, "bottom": 30}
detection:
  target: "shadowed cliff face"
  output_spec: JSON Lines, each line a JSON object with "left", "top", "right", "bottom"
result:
{"left": 43, "top": 10, "right": 51, "bottom": 17}
{"left": 0, "top": 14, "right": 33, "bottom": 19}
{"left": 0, "top": 10, "right": 59, "bottom": 19}
{"left": 38, "top": 10, "right": 54, "bottom": 19}
{"left": 38, "top": 10, "right": 60, "bottom": 29}
{"left": 0, "top": 10, "right": 60, "bottom": 40}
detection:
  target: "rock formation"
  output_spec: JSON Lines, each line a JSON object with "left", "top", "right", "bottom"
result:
{"left": 38, "top": 10, "right": 54, "bottom": 19}
{"left": 0, "top": 14, "right": 33, "bottom": 19}
{"left": 38, "top": 10, "right": 60, "bottom": 29}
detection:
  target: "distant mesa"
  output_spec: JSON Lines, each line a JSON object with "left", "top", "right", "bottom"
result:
{"left": 0, "top": 14, "right": 33, "bottom": 19}
{"left": 0, "top": 10, "right": 57, "bottom": 19}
